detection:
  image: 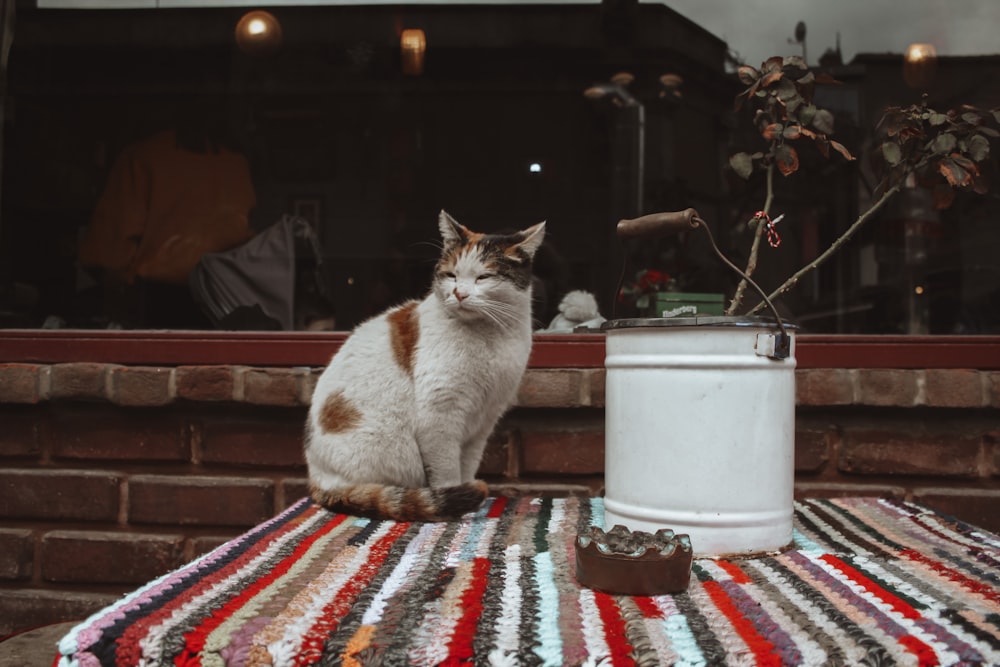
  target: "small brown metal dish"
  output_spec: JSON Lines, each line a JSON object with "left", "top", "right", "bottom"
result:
{"left": 575, "top": 524, "right": 693, "bottom": 596}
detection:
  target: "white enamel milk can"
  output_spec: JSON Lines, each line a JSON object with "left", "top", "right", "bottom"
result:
{"left": 604, "top": 209, "right": 797, "bottom": 557}
{"left": 603, "top": 316, "right": 796, "bottom": 556}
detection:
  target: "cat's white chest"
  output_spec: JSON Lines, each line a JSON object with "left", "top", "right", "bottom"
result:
{"left": 480, "top": 333, "right": 531, "bottom": 385}
{"left": 418, "top": 311, "right": 530, "bottom": 399}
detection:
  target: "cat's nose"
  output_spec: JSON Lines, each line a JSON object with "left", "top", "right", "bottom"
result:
{"left": 453, "top": 287, "right": 469, "bottom": 302}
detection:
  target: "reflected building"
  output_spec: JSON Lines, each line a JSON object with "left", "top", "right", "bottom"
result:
{"left": 0, "top": 3, "right": 997, "bottom": 333}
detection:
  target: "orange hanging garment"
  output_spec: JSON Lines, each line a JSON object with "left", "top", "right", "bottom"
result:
{"left": 80, "top": 129, "right": 256, "bottom": 285}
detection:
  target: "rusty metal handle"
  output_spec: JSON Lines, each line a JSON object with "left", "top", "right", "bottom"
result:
{"left": 617, "top": 208, "right": 700, "bottom": 239}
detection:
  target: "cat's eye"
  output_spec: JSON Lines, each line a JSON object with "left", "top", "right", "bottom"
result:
{"left": 476, "top": 273, "right": 494, "bottom": 282}
{"left": 442, "top": 271, "right": 456, "bottom": 279}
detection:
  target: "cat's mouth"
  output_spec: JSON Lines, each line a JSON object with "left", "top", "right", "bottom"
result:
{"left": 449, "top": 298, "right": 482, "bottom": 319}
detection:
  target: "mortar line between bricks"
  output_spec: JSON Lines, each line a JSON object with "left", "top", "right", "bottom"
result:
{"left": 190, "top": 422, "right": 203, "bottom": 465}
{"left": 274, "top": 475, "right": 286, "bottom": 515}
{"left": 233, "top": 366, "right": 246, "bottom": 402}
{"left": 102, "top": 364, "right": 115, "bottom": 402}
{"left": 31, "top": 530, "right": 42, "bottom": 586}
{"left": 915, "top": 369, "right": 927, "bottom": 406}
{"left": 508, "top": 430, "right": 521, "bottom": 478}
{"left": 578, "top": 369, "right": 591, "bottom": 407}
{"left": 119, "top": 478, "right": 129, "bottom": 526}
{"left": 38, "top": 366, "right": 51, "bottom": 402}
{"left": 976, "top": 436, "right": 990, "bottom": 478}
{"left": 848, "top": 368, "right": 859, "bottom": 405}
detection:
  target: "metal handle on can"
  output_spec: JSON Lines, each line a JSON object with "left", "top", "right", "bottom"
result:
{"left": 616, "top": 208, "right": 791, "bottom": 360}
{"left": 616, "top": 208, "right": 700, "bottom": 239}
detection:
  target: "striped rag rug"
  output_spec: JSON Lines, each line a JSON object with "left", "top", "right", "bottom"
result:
{"left": 57, "top": 496, "right": 1000, "bottom": 666}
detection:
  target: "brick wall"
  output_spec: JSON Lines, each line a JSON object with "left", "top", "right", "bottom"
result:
{"left": 0, "top": 362, "right": 998, "bottom": 634}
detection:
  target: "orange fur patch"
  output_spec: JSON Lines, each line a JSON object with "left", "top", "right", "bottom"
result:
{"left": 318, "top": 389, "right": 362, "bottom": 434}
{"left": 388, "top": 302, "right": 420, "bottom": 376}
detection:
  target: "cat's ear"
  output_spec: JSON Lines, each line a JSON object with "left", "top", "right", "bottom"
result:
{"left": 512, "top": 221, "right": 546, "bottom": 259}
{"left": 438, "top": 210, "right": 470, "bottom": 245}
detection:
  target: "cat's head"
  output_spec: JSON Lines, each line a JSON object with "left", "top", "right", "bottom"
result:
{"left": 433, "top": 210, "right": 546, "bottom": 325}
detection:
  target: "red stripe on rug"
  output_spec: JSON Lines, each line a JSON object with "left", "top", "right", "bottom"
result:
{"left": 819, "top": 554, "right": 921, "bottom": 620}
{"left": 702, "top": 580, "right": 782, "bottom": 667}
{"left": 819, "top": 554, "right": 942, "bottom": 666}
{"left": 717, "top": 560, "right": 752, "bottom": 584}
{"left": 441, "top": 557, "right": 492, "bottom": 666}
{"left": 486, "top": 496, "right": 508, "bottom": 518}
{"left": 899, "top": 634, "right": 941, "bottom": 667}
{"left": 293, "top": 521, "right": 412, "bottom": 667}
{"left": 175, "top": 512, "right": 350, "bottom": 667}
{"left": 593, "top": 591, "right": 634, "bottom": 667}
{"left": 632, "top": 596, "right": 663, "bottom": 619}
{"left": 901, "top": 548, "right": 1000, "bottom": 605}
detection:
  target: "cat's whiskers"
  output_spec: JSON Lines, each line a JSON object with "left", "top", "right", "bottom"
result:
{"left": 476, "top": 297, "right": 523, "bottom": 331}
{"left": 476, "top": 304, "right": 509, "bottom": 330}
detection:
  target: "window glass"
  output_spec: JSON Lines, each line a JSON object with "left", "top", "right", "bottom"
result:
{"left": 1, "top": 1, "right": 997, "bottom": 334}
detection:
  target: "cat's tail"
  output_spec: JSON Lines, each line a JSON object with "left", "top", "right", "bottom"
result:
{"left": 309, "top": 480, "right": 489, "bottom": 522}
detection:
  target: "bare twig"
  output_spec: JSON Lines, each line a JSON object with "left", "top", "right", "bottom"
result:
{"left": 745, "top": 181, "right": 903, "bottom": 315}
{"left": 726, "top": 160, "right": 774, "bottom": 315}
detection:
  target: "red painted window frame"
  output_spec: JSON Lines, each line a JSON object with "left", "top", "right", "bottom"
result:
{"left": 1, "top": 330, "right": 999, "bottom": 369}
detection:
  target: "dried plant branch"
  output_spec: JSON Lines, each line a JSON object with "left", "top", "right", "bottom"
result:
{"left": 745, "top": 181, "right": 903, "bottom": 315}
{"left": 726, "top": 160, "right": 774, "bottom": 315}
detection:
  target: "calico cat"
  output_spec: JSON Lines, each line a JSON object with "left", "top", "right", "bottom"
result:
{"left": 305, "top": 210, "right": 545, "bottom": 521}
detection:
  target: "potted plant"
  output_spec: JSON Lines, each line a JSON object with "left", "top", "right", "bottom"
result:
{"left": 726, "top": 55, "right": 998, "bottom": 317}
{"left": 603, "top": 55, "right": 999, "bottom": 556}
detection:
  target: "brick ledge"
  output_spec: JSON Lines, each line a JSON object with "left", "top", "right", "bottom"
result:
{"left": 0, "top": 363, "right": 997, "bottom": 409}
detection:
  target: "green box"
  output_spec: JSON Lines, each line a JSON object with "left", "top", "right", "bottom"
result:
{"left": 653, "top": 292, "right": 725, "bottom": 318}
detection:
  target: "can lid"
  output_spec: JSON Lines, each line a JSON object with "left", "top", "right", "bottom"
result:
{"left": 601, "top": 315, "right": 797, "bottom": 331}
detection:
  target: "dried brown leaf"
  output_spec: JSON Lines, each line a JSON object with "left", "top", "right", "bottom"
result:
{"left": 737, "top": 66, "right": 759, "bottom": 86}
{"left": 761, "top": 123, "right": 783, "bottom": 140}
{"left": 829, "top": 140, "right": 855, "bottom": 161}
{"left": 938, "top": 158, "right": 971, "bottom": 187}
{"left": 761, "top": 70, "right": 784, "bottom": 87}
{"left": 775, "top": 144, "right": 800, "bottom": 176}
{"left": 783, "top": 55, "right": 807, "bottom": 70}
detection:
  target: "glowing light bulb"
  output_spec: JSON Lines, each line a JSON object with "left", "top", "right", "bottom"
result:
{"left": 400, "top": 29, "right": 427, "bottom": 75}
{"left": 905, "top": 43, "right": 936, "bottom": 64}
{"left": 903, "top": 42, "right": 937, "bottom": 89}
{"left": 235, "top": 10, "right": 283, "bottom": 56}
{"left": 247, "top": 18, "right": 267, "bottom": 36}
